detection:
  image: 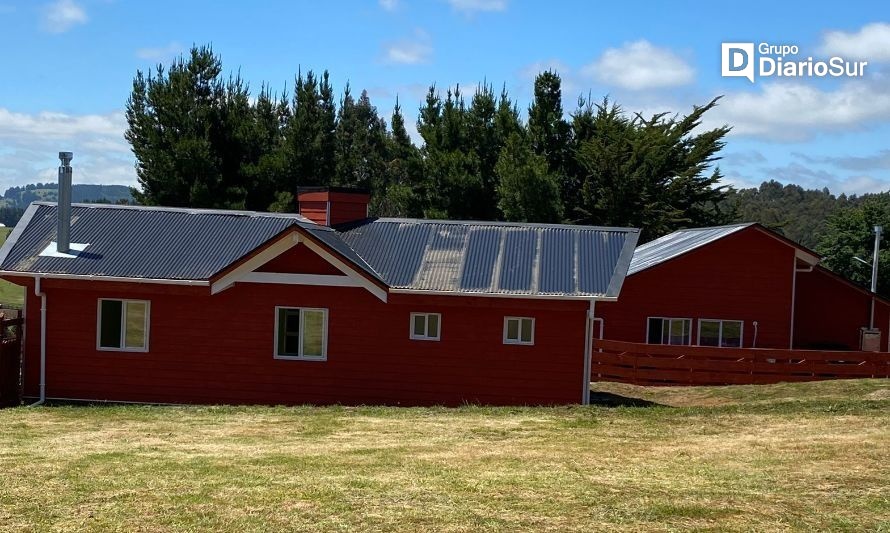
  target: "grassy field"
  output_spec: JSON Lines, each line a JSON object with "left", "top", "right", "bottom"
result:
{"left": 0, "top": 380, "right": 887, "bottom": 532}
{"left": 0, "top": 227, "right": 23, "bottom": 307}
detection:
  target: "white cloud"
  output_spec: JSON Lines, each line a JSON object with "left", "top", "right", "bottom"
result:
{"left": 136, "top": 42, "right": 185, "bottom": 61}
{"left": 709, "top": 79, "right": 890, "bottom": 141}
{"left": 583, "top": 40, "right": 695, "bottom": 90}
{"left": 819, "top": 22, "right": 890, "bottom": 62}
{"left": 379, "top": 0, "right": 398, "bottom": 11}
{"left": 792, "top": 150, "right": 890, "bottom": 171}
{"left": 446, "top": 0, "right": 507, "bottom": 14}
{"left": 41, "top": 0, "right": 87, "bottom": 33}
{"left": 0, "top": 108, "right": 135, "bottom": 191}
{"left": 382, "top": 29, "right": 432, "bottom": 65}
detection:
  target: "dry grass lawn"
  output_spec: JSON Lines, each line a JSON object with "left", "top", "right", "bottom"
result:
{"left": 0, "top": 379, "right": 887, "bottom": 532}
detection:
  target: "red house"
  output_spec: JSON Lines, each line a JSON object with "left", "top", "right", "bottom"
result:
{"left": 0, "top": 184, "right": 638, "bottom": 406}
{"left": 597, "top": 223, "right": 890, "bottom": 352}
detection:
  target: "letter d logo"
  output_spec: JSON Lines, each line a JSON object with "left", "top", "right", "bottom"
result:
{"left": 721, "top": 42, "right": 755, "bottom": 83}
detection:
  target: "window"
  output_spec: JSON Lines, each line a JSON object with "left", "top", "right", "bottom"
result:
{"left": 698, "top": 319, "right": 743, "bottom": 348}
{"left": 504, "top": 317, "right": 534, "bottom": 345}
{"left": 410, "top": 313, "right": 441, "bottom": 341}
{"left": 647, "top": 317, "right": 692, "bottom": 345}
{"left": 275, "top": 307, "right": 328, "bottom": 360}
{"left": 97, "top": 299, "right": 149, "bottom": 352}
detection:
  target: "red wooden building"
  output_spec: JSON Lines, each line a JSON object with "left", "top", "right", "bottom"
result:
{"left": 0, "top": 175, "right": 638, "bottom": 406}
{"left": 597, "top": 223, "right": 890, "bottom": 352}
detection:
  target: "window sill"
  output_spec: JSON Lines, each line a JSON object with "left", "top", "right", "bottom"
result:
{"left": 274, "top": 355, "right": 328, "bottom": 362}
{"left": 96, "top": 347, "right": 149, "bottom": 353}
{"left": 503, "top": 341, "right": 534, "bottom": 346}
{"left": 409, "top": 336, "right": 440, "bottom": 341}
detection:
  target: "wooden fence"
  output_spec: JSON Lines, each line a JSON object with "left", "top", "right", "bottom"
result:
{"left": 591, "top": 339, "right": 890, "bottom": 386}
{"left": 0, "top": 316, "right": 23, "bottom": 407}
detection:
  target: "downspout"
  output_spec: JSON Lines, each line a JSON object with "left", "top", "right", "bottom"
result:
{"left": 28, "top": 277, "right": 46, "bottom": 407}
{"left": 581, "top": 300, "right": 595, "bottom": 406}
{"left": 789, "top": 257, "right": 797, "bottom": 349}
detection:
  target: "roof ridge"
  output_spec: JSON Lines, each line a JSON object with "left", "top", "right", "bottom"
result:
{"left": 368, "top": 217, "right": 640, "bottom": 233}
{"left": 33, "top": 201, "right": 323, "bottom": 227}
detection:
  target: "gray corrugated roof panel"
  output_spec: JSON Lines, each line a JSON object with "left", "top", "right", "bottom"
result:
{"left": 0, "top": 202, "right": 329, "bottom": 281}
{"left": 628, "top": 223, "right": 754, "bottom": 275}
{"left": 339, "top": 218, "right": 640, "bottom": 298}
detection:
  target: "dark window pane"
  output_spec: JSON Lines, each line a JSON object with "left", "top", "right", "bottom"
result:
{"left": 278, "top": 309, "right": 300, "bottom": 356}
{"left": 648, "top": 318, "right": 663, "bottom": 344}
{"left": 699, "top": 320, "right": 720, "bottom": 347}
{"left": 413, "top": 315, "right": 425, "bottom": 336}
{"left": 99, "top": 300, "right": 122, "bottom": 348}
{"left": 520, "top": 319, "right": 533, "bottom": 343}
{"left": 722, "top": 321, "right": 742, "bottom": 347}
{"left": 427, "top": 314, "right": 439, "bottom": 338}
{"left": 506, "top": 319, "right": 519, "bottom": 341}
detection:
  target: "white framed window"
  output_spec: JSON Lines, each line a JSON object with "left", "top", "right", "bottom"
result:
{"left": 646, "top": 317, "right": 692, "bottom": 345}
{"left": 274, "top": 307, "right": 328, "bottom": 360}
{"left": 97, "top": 299, "right": 150, "bottom": 352}
{"left": 504, "top": 316, "right": 534, "bottom": 345}
{"left": 410, "top": 312, "right": 441, "bottom": 341}
{"left": 698, "top": 319, "right": 743, "bottom": 348}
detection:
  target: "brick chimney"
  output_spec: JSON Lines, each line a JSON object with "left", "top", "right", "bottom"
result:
{"left": 297, "top": 187, "right": 370, "bottom": 226}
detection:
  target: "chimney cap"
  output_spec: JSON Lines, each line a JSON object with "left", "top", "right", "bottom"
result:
{"left": 59, "top": 152, "right": 73, "bottom": 165}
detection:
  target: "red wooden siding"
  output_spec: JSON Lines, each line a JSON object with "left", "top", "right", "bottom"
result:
{"left": 297, "top": 201, "right": 328, "bottom": 226}
{"left": 794, "top": 267, "right": 890, "bottom": 351}
{"left": 19, "top": 279, "right": 588, "bottom": 406}
{"left": 297, "top": 190, "right": 370, "bottom": 226}
{"left": 598, "top": 227, "right": 798, "bottom": 349}
{"left": 256, "top": 244, "right": 344, "bottom": 275}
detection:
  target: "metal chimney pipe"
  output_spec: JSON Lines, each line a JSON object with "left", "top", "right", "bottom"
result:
{"left": 57, "top": 152, "right": 73, "bottom": 254}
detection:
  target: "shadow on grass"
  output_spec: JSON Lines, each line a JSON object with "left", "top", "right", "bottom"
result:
{"left": 588, "top": 391, "right": 664, "bottom": 408}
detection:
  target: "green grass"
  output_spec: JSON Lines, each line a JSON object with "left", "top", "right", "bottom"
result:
{"left": 0, "top": 379, "right": 887, "bottom": 532}
{"left": 0, "top": 227, "right": 23, "bottom": 307}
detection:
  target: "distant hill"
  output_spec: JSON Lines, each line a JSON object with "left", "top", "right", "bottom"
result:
{"left": 0, "top": 183, "right": 134, "bottom": 209}
{"left": 0, "top": 183, "right": 135, "bottom": 227}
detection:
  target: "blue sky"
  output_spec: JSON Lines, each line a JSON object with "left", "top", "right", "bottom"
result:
{"left": 1, "top": 0, "right": 889, "bottom": 196}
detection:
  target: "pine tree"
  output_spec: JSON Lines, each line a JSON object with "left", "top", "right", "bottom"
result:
{"left": 527, "top": 71, "right": 572, "bottom": 214}
{"left": 496, "top": 133, "right": 563, "bottom": 222}
{"left": 126, "top": 45, "right": 252, "bottom": 209}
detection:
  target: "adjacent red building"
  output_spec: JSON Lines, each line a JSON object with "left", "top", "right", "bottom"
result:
{"left": 597, "top": 223, "right": 890, "bottom": 352}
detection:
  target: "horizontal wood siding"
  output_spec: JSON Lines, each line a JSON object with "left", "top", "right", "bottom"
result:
{"left": 255, "top": 244, "right": 344, "bottom": 275}
{"left": 22, "top": 280, "right": 587, "bottom": 406}
{"left": 794, "top": 267, "right": 890, "bottom": 351}
{"left": 597, "top": 227, "right": 797, "bottom": 349}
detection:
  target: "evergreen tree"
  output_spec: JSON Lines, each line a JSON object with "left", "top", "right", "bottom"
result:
{"left": 126, "top": 45, "right": 252, "bottom": 208}
{"left": 496, "top": 133, "right": 563, "bottom": 222}
{"left": 527, "top": 71, "right": 572, "bottom": 215}
{"left": 575, "top": 97, "right": 731, "bottom": 240}
{"left": 818, "top": 195, "right": 890, "bottom": 297}
{"left": 376, "top": 98, "right": 423, "bottom": 217}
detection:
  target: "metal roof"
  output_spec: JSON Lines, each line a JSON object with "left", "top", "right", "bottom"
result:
{"left": 628, "top": 223, "right": 754, "bottom": 275}
{"left": 0, "top": 202, "right": 345, "bottom": 281}
{"left": 339, "top": 218, "right": 639, "bottom": 298}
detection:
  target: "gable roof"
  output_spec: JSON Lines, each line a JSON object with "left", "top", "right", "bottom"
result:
{"left": 628, "top": 223, "right": 753, "bottom": 275}
{"left": 0, "top": 203, "right": 640, "bottom": 300}
{"left": 628, "top": 223, "right": 821, "bottom": 275}
{"left": 339, "top": 218, "right": 639, "bottom": 298}
{"left": 0, "top": 202, "right": 378, "bottom": 283}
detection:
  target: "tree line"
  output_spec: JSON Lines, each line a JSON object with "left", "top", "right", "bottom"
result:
{"left": 126, "top": 46, "right": 731, "bottom": 241}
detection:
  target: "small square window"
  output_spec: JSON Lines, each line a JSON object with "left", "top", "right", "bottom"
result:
{"left": 504, "top": 317, "right": 534, "bottom": 345}
{"left": 410, "top": 313, "right": 441, "bottom": 341}
{"left": 97, "top": 299, "right": 149, "bottom": 352}
{"left": 275, "top": 307, "right": 328, "bottom": 360}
